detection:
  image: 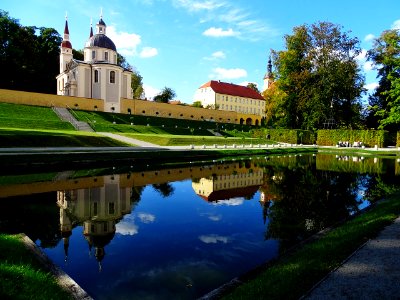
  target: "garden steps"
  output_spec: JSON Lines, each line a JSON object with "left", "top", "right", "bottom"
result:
{"left": 53, "top": 107, "right": 94, "bottom": 132}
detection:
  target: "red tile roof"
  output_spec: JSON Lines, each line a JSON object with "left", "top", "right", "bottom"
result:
{"left": 199, "top": 80, "right": 264, "bottom": 100}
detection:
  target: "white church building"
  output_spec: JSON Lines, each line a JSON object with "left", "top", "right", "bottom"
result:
{"left": 56, "top": 15, "right": 133, "bottom": 113}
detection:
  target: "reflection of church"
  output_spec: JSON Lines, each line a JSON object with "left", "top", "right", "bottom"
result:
{"left": 57, "top": 175, "right": 132, "bottom": 270}
{"left": 192, "top": 162, "right": 264, "bottom": 202}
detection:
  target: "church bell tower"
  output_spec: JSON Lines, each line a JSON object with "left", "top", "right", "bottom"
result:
{"left": 60, "top": 14, "right": 73, "bottom": 73}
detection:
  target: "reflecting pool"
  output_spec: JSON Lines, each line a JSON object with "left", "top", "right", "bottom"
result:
{"left": 0, "top": 153, "right": 399, "bottom": 299}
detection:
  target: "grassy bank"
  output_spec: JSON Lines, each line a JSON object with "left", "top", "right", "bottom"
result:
{"left": 121, "top": 132, "right": 271, "bottom": 146}
{"left": 221, "top": 192, "right": 400, "bottom": 300}
{"left": 0, "top": 128, "right": 130, "bottom": 147}
{"left": 0, "top": 234, "right": 72, "bottom": 300}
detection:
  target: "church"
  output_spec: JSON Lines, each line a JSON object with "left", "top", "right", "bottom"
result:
{"left": 56, "top": 14, "right": 133, "bottom": 113}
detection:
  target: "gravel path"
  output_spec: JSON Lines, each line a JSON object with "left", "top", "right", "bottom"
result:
{"left": 304, "top": 216, "right": 400, "bottom": 299}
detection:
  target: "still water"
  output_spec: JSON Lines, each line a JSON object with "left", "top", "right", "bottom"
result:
{"left": 0, "top": 153, "right": 399, "bottom": 299}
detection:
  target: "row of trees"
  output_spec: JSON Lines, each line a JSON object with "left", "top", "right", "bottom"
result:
{"left": 265, "top": 21, "right": 400, "bottom": 133}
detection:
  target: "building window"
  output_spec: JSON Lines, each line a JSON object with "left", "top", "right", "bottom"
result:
{"left": 94, "top": 70, "right": 99, "bottom": 83}
{"left": 93, "top": 202, "right": 98, "bottom": 216}
{"left": 110, "top": 71, "right": 115, "bottom": 83}
{"left": 109, "top": 202, "right": 115, "bottom": 214}
{"left": 92, "top": 50, "right": 95, "bottom": 59}
{"left": 105, "top": 52, "right": 108, "bottom": 61}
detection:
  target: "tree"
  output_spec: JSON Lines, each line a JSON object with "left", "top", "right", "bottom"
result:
{"left": 131, "top": 69, "right": 144, "bottom": 99}
{"left": 267, "top": 22, "right": 365, "bottom": 130}
{"left": 153, "top": 87, "right": 176, "bottom": 103}
{"left": 192, "top": 101, "right": 203, "bottom": 108}
{"left": 367, "top": 29, "right": 400, "bottom": 131}
{"left": 247, "top": 82, "right": 260, "bottom": 93}
{"left": 73, "top": 49, "right": 84, "bottom": 61}
{"left": 117, "top": 53, "right": 133, "bottom": 70}
{"left": 152, "top": 183, "right": 174, "bottom": 198}
{"left": 0, "top": 10, "right": 62, "bottom": 93}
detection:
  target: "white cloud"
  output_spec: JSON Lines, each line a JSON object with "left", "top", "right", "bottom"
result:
{"left": 204, "top": 50, "right": 226, "bottom": 60}
{"left": 364, "top": 61, "right": 374, "bottom": 72}
{"left": 365, "top": 82, "right": 379, "bottom": 91}
{"left": 175, "top": 1, "right": 278, "bottom": 41}
{"left": 364, "top": 34, "right": 375, "bottom": 42}
{"left": 173, "top": 0, "right": 226, "bottom": 12}
{"left": 140, "top": 47, "right": 158, "bottom": 58}
{"left": 116, "top": 216, "right": 139, "bottom": 236}
{"left": 210, "top": 67, "right": 247, "bottom": 79}
{"left": 203, "top": 27, "right": 239, "bottom": 37}
{"left": 199, "top": 234, "right": 229, "bottom": 244}
{"left": 138, "top": 213, "right": 156, "bottom": 223}
{"left": 211, "top": 197, "right": 244, "bottom": 206}
{"left": 143, "top": 84, "right": 160, "bottom": 100}
{"left": 391, "top": 19, "right": 400, "bottom": 30}
{"left": 107, "top": 25, "right": 141, "bottom": 57}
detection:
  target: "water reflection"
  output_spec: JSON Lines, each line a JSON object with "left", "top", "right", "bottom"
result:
{"left": 0, "top": 154, "right": 400, "bottom": 299}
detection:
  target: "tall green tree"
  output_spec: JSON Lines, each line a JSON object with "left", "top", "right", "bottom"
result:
{"left": 153, "top": 87, "right": 176, "bottom": 103}
{"left": 131, "top": 69, "right": 144, "bottom": 99}
{"left": 0, "top": 10, "right": 62, "bottom": 94}
{"left": 247, "top": 82, "right": 260, "bottom": 93}
{"left": 367, "top": 29, "right": 400, "bottom": 131}
{"left": 267, "top": 22, "right": 365, "bottom": 130}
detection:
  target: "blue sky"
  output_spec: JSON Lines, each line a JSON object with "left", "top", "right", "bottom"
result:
{"left": 2, "top": 0, "right": 400, "bottom": 103}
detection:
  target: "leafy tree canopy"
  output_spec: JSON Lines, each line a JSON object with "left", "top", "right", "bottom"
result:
{"left": 0, "top": 10, "right": 62, "bottom": 93}
{"left": 267, "top": 21, "right": 365, "bottom": 130}
{"left": 153, "top": 87, "right": 176, "bottom": 103}
{"left": 367, "top": 29, "right": 400, "bottom": 131}
{"left": 247, "top": 82, "right": 260, "bottom": 93}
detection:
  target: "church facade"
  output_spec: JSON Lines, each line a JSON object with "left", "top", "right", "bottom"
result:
{"left": 56, "top": 16, "right": 133, "bottom": 113}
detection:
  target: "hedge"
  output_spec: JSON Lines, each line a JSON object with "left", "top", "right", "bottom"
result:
{"left": 317, "top": 129, "right": 390, "bottom": 147}
{"left": 252, "top": 129, "right": 316, "bottom": 145}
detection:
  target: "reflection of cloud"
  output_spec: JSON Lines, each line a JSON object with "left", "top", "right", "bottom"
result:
{"left": 199, "top": 234, "right": 229, "bottom": 244}
{"left": 138, "top": 213, "right": 156, "bottom": 224}
{"left": 211, "top": 197, "right": 244, "bottom": 206}
{"left": 208, "top": 215, "right": 221, "bottom": 221}
{"left": 116, "top": 215, "right": 138, "bottom": 235}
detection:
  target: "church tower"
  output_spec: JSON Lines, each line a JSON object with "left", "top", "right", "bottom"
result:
{"left": 263, "top": 55, "right": 273, "bottom": 92}
{"left": 60, "top": 15, "right": 73, "bottom": 73}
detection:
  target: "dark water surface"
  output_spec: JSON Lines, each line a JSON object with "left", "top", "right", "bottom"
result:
{"left": 0, "top": 153, "right": 399, "bottom": 299}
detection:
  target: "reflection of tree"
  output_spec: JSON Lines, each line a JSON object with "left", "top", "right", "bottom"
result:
{"left": 0, "top": 192, "right": 61, "bottom": 248}
{"left": 363, "top": 174, "right": 400, "bottom": 203}
{"left": 152, "top": 183, "right": 175, "bottom": 198}
{"left": 131, "top": 186, "right": 144, "bottom": 203}
{"left": 265, "top": 165, "right": 362, "bottom": 252}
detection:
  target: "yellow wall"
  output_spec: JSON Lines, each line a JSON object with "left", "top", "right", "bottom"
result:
{"left": 0, "top": 89, "right": 262, "bottom": 125}
{"left": 0, "top": 89, "right": 104, "bottom": 111}
{"left": 121, "top": 98, "right": 262, "bottom": 125}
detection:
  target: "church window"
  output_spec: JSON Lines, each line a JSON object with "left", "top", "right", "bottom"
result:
{"left": 94, "top": 70, "right": 99, "bottom": 83}
{"left": 92, "top": 50, "right": 95, "bottom": 59}
{"left": 105, "top": 52, "right": 108, "bottom": 61}
{"left": 93, "top": 202, "right": 98, "bottom": 216}
{"left": 110, "top": 71, "right": 115, "bottom": 83}
{"left": 108, "top": 202, "right": 115, "bottom": 214}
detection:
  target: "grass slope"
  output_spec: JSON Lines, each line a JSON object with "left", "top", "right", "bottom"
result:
{"left": 222, "top": 193, "right": 400, "bottom": 300}
{"left": 0, "top": 234, "right": 72, "bottom": 300}
{"left": 0, "top": 128, "right": 129, "bottom": 147}
{"left": 0, "top": 103, "right": 74, "bottom": 131}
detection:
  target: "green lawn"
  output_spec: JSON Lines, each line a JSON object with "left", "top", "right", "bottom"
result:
{"left": 0, "top": 128, "right": 129, "bottom": 147}
{"left": 0, "top": 234, "right": 72, "bottom": 300}
{"left": 121, "top": 132, "right": 273, "bottom": 146}
{"left": 222, "top": 193, "right": 400, "bottom": 300}
{"left": 0, "top": 103, "right": 74, "bottom": 131}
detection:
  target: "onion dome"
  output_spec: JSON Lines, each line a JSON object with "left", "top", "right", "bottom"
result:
{"left": 85, "top": 34, "right": 116, "bottom": 51}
